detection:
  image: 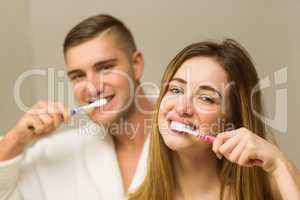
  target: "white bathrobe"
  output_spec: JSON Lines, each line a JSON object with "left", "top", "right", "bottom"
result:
{"left": 0, "top": 122, "right": 149, "bottom": 200}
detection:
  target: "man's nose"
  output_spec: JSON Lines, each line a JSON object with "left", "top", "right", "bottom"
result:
{"left": 175, "top": 95, "right": 194, "bottom": 117}
{"left": 85, "top": 72, "right": 104, "bottom": 95}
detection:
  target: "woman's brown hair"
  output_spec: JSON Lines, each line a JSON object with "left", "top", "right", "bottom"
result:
{"left": 128, "top": 39, "right": 274, "bottom": 200}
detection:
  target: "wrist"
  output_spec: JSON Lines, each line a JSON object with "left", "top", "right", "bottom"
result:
{"left": 270, "top": 152, "right": 290, "bottom": 178}
{"left": 0, "top": 129, "right": 27, "bottom": 161}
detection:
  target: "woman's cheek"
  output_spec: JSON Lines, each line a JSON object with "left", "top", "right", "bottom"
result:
{"left": 196, "top": 110, "right": 225, "bottom": 135}
{"left": 159, "top": 94, "right": 178, "bottom": 114}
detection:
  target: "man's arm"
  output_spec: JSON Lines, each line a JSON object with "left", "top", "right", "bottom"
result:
{"left": 0, "top": 101, "right": 70, "bottom": 199}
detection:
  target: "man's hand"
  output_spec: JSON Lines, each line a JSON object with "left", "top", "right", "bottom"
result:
{"left": 0, "top": 101, "right": 70, "bottom": 161}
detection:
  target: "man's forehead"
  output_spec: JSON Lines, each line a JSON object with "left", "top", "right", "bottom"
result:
{"left": 65, "top": 37, "right": 122, "bottom": 70}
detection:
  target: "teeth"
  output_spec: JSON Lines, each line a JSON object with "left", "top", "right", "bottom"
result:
{"left": 170, "top": 121, "right": 198, "bottom": 136}
{"left": 93, "top": 98, "right": 108, "bottom": 107}
{"left": 89, "top": 95, "right": 114, "bottom": 104}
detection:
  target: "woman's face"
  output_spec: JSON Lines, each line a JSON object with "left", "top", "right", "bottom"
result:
{"left": 158, "top": 56, "right": 230, "bottom": 151}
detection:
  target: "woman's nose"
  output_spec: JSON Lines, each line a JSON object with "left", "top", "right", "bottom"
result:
{"left": 175, "top": 95, "right": 194, "bottom": 117}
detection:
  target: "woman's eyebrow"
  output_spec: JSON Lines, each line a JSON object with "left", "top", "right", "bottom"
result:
{"left": 196, "top": 85, "right": 222, "bottom": 98}
{"left": 170, "top": 77, "right": 187, "bottom": 84}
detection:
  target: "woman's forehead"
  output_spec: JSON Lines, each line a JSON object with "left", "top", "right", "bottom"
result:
{"left": 173, "top": 56, "right": 229, "bottom": 88}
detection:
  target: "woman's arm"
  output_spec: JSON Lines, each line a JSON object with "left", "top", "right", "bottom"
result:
{"left": 269, "top": 153, "right": 300, "bottom": 200}
{"left": 212, "top": 128, "right": 300, "bottom": 200}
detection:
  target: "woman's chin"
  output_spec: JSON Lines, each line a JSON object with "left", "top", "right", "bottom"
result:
{"left": 162, "top": 132, "right": 195, "bottom": 151}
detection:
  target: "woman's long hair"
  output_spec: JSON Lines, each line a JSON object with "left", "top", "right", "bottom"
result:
{"left": 128, "top": 39, "right": 274, "bottom": 200}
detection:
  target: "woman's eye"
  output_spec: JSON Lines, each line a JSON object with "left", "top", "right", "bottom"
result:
{"left": 199, "top": 96, "right": 214, "bottom": 104}
{"left": 169, "top": 87, "right": 184, "bottom": 95}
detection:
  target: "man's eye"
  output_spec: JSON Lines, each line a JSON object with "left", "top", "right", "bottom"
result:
{"left": 70, "top": 74, "right": 84, "bottom": 81}
{"left": 96, "top": 65, "right": 114, "bottom": 72}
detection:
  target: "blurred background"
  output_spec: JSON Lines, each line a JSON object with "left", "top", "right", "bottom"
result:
{"left": 0, "top": 0, "right": 299, "bottom": 167}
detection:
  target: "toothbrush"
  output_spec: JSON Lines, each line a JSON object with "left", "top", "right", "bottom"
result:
{"left": 70, "top": 98, "right": 108, "bottom": 115}
{"left": 27, "top": 98, "right": 108, "bottom": 131}
{"left": 170, "top": 121, "right": 215, "bottom": 144}
{"left": 170, "top": 121, "right": 263, "bottom": 164}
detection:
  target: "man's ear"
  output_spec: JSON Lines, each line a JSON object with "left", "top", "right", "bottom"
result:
{"left": 131, "top": 51, "right": 144, "bottom": 81}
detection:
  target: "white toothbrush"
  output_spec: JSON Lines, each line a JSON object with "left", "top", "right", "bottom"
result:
{"left": 170, "top": 121, "right": 215, "bottom": 144}
{"left": 70, "top": 98, "right": 108, "bottom": 115}
{"left": 27, "top": 98, "right": 108, "bottom": 132}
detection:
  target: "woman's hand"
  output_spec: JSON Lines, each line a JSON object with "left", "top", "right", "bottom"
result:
{"left": 212, "top": 127, "right": 285, "bottom": 174}
{"left": 212, "top": 127, "right": 300, "bottom": 199}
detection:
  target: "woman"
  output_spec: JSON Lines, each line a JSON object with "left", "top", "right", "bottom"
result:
{"left": 128, "top": 39, "right": 300, "bottom": 199}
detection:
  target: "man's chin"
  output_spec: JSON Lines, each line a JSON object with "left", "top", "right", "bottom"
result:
{"left": 88, "top": 100, "right": 133, "bottom": 125}
{"left": 88, "top": 111, "right": 126, "bottom": 126}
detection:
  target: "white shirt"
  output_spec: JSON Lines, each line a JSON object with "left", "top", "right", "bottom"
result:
{"left": 0, "top": 122, "right": 149, "bottom": 200}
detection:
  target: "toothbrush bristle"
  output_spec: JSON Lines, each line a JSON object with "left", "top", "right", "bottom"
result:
{"left": 93, "top": 98, "right": 108, "bottom": 107}
{"left": 170, "top": 121, "right": 215, "bottom": 144}
{"left": 170, "top": 121, "right": 197, "bottom": 136}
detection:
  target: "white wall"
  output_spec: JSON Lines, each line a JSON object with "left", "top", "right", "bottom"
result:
{"left": 0, "top": 0, "right": 33, "bottom": 133}
{"left": 1, "top": 0, "right": 299, "bottom": 167}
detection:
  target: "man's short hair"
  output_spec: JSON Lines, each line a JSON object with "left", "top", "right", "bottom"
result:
{"left": 63, "top": 14, "right": 137, "bottom": 57}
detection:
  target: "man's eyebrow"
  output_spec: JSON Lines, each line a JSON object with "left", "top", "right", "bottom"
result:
{"left": 67, "top": 58, "right": 118, "bottom": 77}
{"left": 67, "top": 69, "right": 83, "bottom": 77}
{"left": 92, "top": 58, "right": 117, "bottom": 68}
{"left": 170, "top": 77, "right": 187, "bottom": 84}
{"left": 196, "top": 85, "right": 222, "bottom": 98}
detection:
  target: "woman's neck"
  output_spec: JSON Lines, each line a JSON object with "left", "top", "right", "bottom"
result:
{"left": 173, "top": 146, "right": 221, "bottom": 199}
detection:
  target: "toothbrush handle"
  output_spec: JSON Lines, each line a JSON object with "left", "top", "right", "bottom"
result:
{"left": 198, "top": 134, "right": 215, "bottom": 144}
{"left": 70, "top": 107, "right": 81, "bottom": 116}
{"left": 205, "top": 135, "right": 215, "bottom": 144}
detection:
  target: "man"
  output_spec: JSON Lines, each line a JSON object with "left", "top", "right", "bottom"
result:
{"left": 0, "top": 14, "right": 153, "bottom": 199}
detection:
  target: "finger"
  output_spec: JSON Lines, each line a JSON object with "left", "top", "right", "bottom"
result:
{"left": 237, "top": 147, "right": 257, "bottom": 167}
{"left": 26, "top": 114, "right": 45, "bottom": 135}
{"left": 56, "top": 103, "right": 70, "bottom": 123}
{"left": 217, "top": 131, "right": 236, "bottom": 141}
{"left": 32, "top": 101, "right": 48, "bottom": 114}
{"left": 228, "top": 138, "right": 247, "bottom": 163}
{"left": 219, "top": 133, "right": 242, "bottom": 157}
{"left": 49, "top": 104, "right": 64, "bottom": 129}
{"left": 212, "top": 137, "right": 223, "bottom": 159}
{"left": 213, "top": 131, "right": 235, "bottom": 158}
{"left": 38, "top": 113, "right": 55, "bottom": 133}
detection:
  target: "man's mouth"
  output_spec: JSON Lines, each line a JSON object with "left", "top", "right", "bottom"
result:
{"left": 88, "top": 94, "right": 115, "bottom": 105}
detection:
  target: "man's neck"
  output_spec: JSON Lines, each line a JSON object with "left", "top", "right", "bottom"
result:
{"left": 112, "top": 88, "right": 153, "bottom": 191}
{"left": 112, "top": 88, "right": 153, "bottom": 149}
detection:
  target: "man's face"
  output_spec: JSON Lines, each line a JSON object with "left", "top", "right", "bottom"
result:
{"left": 65, "top": 35, "right": 140, "bottom": 125}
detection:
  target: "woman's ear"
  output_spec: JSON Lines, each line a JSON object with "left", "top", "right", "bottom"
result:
{"left": 131, "top": 51, "right": 144, "bottom": 81}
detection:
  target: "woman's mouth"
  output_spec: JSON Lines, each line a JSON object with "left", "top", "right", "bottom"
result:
{"left": 168, "top": 120, "right": 197, "bottom": 136}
